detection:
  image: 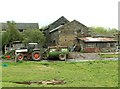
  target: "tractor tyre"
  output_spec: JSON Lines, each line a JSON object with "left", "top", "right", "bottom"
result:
{"left": 59, "top": 54, "right": 66, "bottom": 61}
{"left": 32, "top": 51, "right": 42, "bottom": 61}
{"left": 16, "top": 53, "right": 24, "bottom": 61}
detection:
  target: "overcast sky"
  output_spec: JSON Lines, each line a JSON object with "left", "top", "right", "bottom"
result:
{"left": 0, "top": 0, "right": 119, "bottom": 29}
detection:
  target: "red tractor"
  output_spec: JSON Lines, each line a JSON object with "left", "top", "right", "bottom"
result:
{"left": 15, "top": 43, "right": 42, "bottom": 61}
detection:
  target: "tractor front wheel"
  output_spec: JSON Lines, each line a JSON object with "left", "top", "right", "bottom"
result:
{"left": 32, "top": 51, "right": 42, "bottom": 61}
{"left": 16, "top": 53, "right": 24, "bottom": 61}
{"left": 59, "top": 54, "right": 66, "bottom": 61}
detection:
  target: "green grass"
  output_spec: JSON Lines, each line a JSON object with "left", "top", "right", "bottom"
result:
{"left": 0, "top": 62, "right": 2, "bottom": 88}
{"left": 2, "top": 60, "right": 118, "bottom": 87}
{"left": 100, "top": 54, "right": 118, "bottom": 58}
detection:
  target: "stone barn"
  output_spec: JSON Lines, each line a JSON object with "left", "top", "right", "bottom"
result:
{"left": 44, "top": 16, "right": 69, "bottom": 47}
{"left": 49, "top": 20, "right": 90, "bottom": 48}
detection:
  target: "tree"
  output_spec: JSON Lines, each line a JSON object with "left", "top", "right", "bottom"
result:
{"left": 2, "top": 21, "right": 23, "bottom": 54}
{"left": 39, "top": 25, "right": 48, "bottom": 31}
{"left": 23, "top": 29, "right": 46, "bottom": 46}
{"left": 89, "top": 27, "right": 118, "bottom": 37}
{"left": 2, "top": 21, "right": 23, "bottom": 45}
{"left": 6, "top": 21, "right": 23, "bottom": 42}
{"left": 2, "top": 31, "right": 9, "bottom": 46}
{"left": 0, "top": 32, "right": 2, "bottom": 52}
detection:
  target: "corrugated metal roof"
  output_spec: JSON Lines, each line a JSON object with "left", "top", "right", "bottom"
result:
{"left": 78, "top": 37, "right": 116, "bottom": 42}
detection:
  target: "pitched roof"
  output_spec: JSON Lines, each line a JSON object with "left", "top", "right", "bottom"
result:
{"left": 16, "top": 23, "right": 39, "bottom": 29}
{"left": 70, "top": 20, "right": 88, "bottom": 28}
{"left": 49, "top": 20, "right": 88, "bottom": 33}
{"left": 0, "top": 23, "right": 39, "bottom": 30}
{"left": 47, "top": 16, "right": 69, "bottom": 30}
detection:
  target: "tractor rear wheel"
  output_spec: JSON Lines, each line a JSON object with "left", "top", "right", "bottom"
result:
{"left": 32, "top": 51, "right": 42, "bottom": 61}
{"left": 16, "top": 53, "right": 24, "bottom": 61}
{"left": 59, "top": 54, "right": 66, "bottom": 61}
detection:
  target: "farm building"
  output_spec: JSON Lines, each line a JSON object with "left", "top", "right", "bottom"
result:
{"left": 44, "top": 16, "right": 69, "bottom": 47}
{"left": 49, "top": 20, "right": 90, "bottom": 47}
{"left": 0, "top": 22, "right": 39, "bottom": 53}
{"left": 5, "top": 41, "right": 23, "bottom": 54}
{"left": 44, "top": 16, "right": 90, "bottom": 47}
{"left": 0, "top": 22, "right": 39, "bottom": 32}
{"left": 74, "top": 37, "right": 117, "bottom": 53}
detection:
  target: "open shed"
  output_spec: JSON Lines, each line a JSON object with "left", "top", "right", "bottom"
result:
{"left": 75, "top": 37, "right": 117, "bottom": 53}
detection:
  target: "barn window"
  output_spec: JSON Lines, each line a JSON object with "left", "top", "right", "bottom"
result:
{"left": 61, "top": 23, "right": 65, "bottom": 25}
{"left": 52, "top": 38, "right": 57, "bottom": 46}
{"left": 6, "top": 44, "right": 10, "bottom": 47}
{"left": 86, "top": 43, "right": 94, "bottom": 48}
{"left": 77, "top": 29, "right": 81, "bottom": 33}
{"left": 19, "top": 29, "right": 24, "bottom": 32}
{"left": 110, "top": 43, "right": 115, "bottom": 47}
{"left": 2, "top": 29, "right": 6, "bottom": 31}
{"left": 96, "top": 43, "right": 107, "bottom": 48}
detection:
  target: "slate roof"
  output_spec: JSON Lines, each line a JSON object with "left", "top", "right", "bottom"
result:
{"left": 66, "top": 20, "right": 88, "bottom": 28}
{"left": 49, "top": 20, "right": 88, "bottom": 33}
{"left": 46, "top": 16, "right": 69, "bottom": 30}
{"left": 0, "top": 23, "right": 39, "bottom": 30}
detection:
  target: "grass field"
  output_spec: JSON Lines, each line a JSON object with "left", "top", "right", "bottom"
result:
{"left": 0, "top": 62, "right": 2, "bottom": 88}
{"left": 99, "top": 53, "right": 118, "bottom": 58}
{"left": 2, "top": 60, "right": 118, "bottom": 87}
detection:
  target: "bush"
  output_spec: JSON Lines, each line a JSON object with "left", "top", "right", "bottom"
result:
{"left": 3, "top": 50, "right": 15, "bottom": 60}
{"left": 6, "top": 50, "right": 15, "bottom": 56}
{"left": 80, "top": 50, "right": 86, "bottom": 53}
{"left": 1, "top": 55, "right": 6, "bottom": 59}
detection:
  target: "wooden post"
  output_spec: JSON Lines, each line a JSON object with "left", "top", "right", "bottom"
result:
{"left": 15, "top": 53, "right": 19, "bottom": 62}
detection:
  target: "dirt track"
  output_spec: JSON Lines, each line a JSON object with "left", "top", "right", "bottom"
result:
{"left": 1, "top": 52, "right": 118, "bottom": 62}
{"left": 68, "top": 52, "right": 101, "bottom": 60}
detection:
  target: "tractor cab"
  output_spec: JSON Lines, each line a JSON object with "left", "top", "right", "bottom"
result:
{"left": 27, "top": 43, "right": 40, "bottom": 52}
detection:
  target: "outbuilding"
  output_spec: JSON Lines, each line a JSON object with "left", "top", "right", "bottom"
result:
{"left": 75, "top": 37, "right": 117, "bottom": 52}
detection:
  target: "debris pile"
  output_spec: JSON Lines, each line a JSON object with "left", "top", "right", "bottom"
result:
{"left": 14, "top": 79, "right": 65, "bottom": 85}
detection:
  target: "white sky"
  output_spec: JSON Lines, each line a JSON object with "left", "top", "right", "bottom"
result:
{"left": 0, "top": 0, "right": 119, "bottom": 29}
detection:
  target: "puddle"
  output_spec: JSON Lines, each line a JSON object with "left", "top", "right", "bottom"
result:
{"left": 13, "top": 80, "right": 65, "bottom": 85}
